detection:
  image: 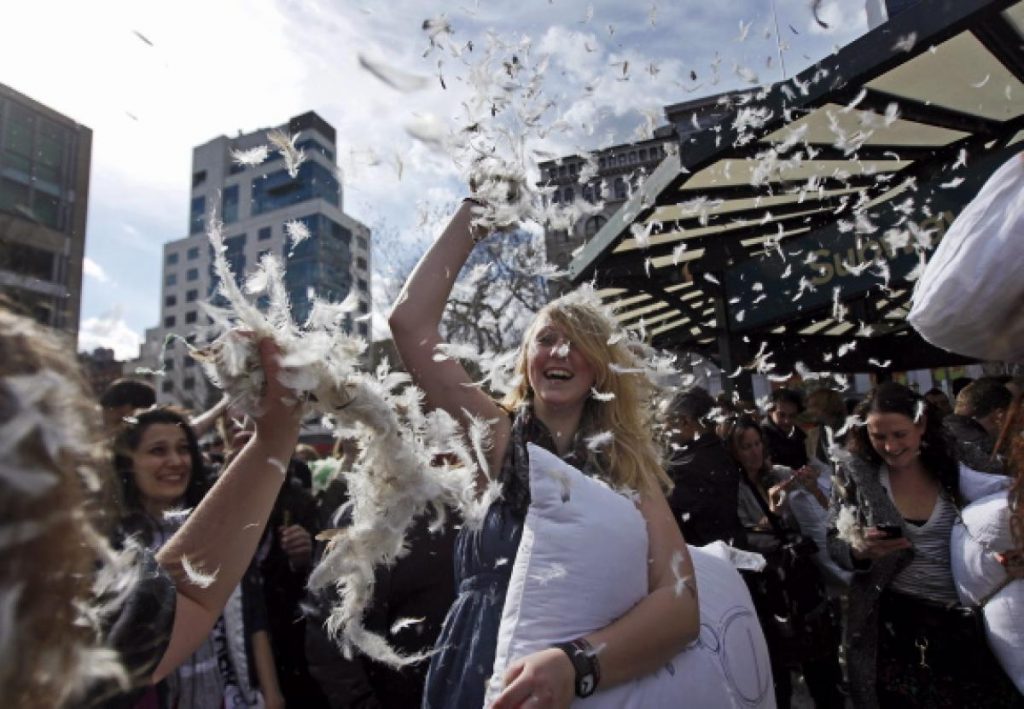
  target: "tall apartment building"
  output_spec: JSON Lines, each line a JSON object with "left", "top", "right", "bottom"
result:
{"left": 539, "top": 91, "right": 740, "bottom": 280}
{"left": 0, "top": 82, "right": 92, "bottom": 342}
{"left": 141, "top": 111, "right": 371, "bottom": 410}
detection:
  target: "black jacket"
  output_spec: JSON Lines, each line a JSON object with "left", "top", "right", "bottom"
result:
{"left": 665, "top": 431, "right": 746, "bottom": 547}
{"left": 762, "top": 419, "right": 808, "bottom": 469}
{"left": 305, "top": 484, "right": 457, "bottom": 709}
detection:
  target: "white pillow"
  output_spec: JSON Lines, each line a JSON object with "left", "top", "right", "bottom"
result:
{"left": 959, "top": 463, "right": 1012, "bottom": 503}
{"left": 485, "top": 443, "right": 774, "bottom": 708}
{"left": 908, "top": 151, "right": 1024, "bottom": 361}
{"left": 950, "top": 492, "right": 1024, "bottom": 693}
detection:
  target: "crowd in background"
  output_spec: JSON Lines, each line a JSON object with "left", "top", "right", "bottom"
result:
{"left": 0, "top": 283, "right": 1022, "bottom": 709}
{"left": 82, "top": 366, "right": 1023, "bottom": 709}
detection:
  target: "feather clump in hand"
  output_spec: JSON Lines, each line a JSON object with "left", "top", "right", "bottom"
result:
{"left": 193, "top": 217, "right": 500, "bottom": 668}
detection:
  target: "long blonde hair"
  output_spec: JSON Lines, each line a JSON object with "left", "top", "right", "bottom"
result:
{"left": 501, "top": 291, "right": 672, "bottom": 496}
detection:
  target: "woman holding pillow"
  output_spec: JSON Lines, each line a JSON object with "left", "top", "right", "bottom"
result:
{"left": 827, "top": 383, "right": 1019, "bottom": 707}
{"left": 389, "top": 195, "right": 700, "bottom": 708}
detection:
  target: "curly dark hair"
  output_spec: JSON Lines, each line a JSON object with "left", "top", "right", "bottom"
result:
{"left": 112, "top": 406, "right": 209, "bottom": 544}
{"left": 846, "top": 382, "right": 961, "bottom": 506}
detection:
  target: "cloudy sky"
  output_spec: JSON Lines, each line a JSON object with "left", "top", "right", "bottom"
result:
{"left": 2, "top": 0, "right": 869, "bottom": 359}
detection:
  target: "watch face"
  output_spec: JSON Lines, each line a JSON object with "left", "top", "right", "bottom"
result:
{"left": 579, "top": 673, "right": 596, "bottom": 696}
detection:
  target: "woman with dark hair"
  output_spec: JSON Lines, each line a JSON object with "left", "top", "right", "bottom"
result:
{"left": 828, "top": 382, "right": 1019, "bottom": 708}
{"left": 113, "top": 407, "right": 209, "bottom": 537}
{"left": 113, "top": 407, "right": 284, "bottom": 709}
{"left": 1, "top": 301, "right": 303, "bottom": 708}
{"left": 722, "top": 415, "right": 843, "bottom": 709}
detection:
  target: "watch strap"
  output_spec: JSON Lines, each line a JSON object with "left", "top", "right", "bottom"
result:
{"left": 554, "top": 638, "right": 601, "bottom": 697}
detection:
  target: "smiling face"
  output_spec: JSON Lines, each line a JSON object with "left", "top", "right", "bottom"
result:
{"left": 129, "top": 423, "right": 192, "bottom": 513}
{"left": 866, "top": 411, "right": 925, "bottom": 470}
{"left": 525, "top": 314, "right": 597, "bottom": 415}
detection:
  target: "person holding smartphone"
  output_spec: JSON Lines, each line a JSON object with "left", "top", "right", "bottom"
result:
{"left": 827, "top": 383, "right": 1018, "bottom": 708}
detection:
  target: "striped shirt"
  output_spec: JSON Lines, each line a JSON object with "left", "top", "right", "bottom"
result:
{"left": 881, "top": 468, "right": 959, "bottom": 604}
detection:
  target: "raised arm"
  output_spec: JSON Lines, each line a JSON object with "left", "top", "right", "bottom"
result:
{"left": 388, "top": 199, "right": 510, "bottom": 471}
{"left": 189, "top": 393, "right": 231, "bottom": 438}
{"left": 152, "top": 339, "right": 302, "bottom": 681}
{"left": 493, "top": 490, "right": 700, "bottom": 707}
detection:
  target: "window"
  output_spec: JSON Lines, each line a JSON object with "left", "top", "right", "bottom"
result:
{"left": 192, "top": 170, "right": 207, "bottom": 188}
{"left": 186, "top": 289, "right": 198, "bottom": 302}
{"left": 584, "top": 215, "right": 607, "bottom": 238}
{"left": 562, "top": 187, "right": 574, "bottom": 203}
{"left": 356, "top": 257, "right": 367, "bottom": 270}
{"left": 189, "top": 196, "right": 206, "bottom": 234}
{"left": 163, "top": 358, "right": 174, "bottom": 371}
{"left": 184, "top": 357, "right": 195, "bottom": 368}
{"left": 164, "top": 315, "right": 176, "bottom": 327}
{"left": 0, "top": 243, "right": 54, "bottom": 280}
{"left": 187, "top": 246, "right": 199, "bottom": 260}
{"left": 250, "top": 162, "right": 340, "bottom": 216}
{"left": 296, "top": 137, "right": 335, "bottom": 162}
{"left": 166, "top": 252, "right": 179, "bottom": 265}
{"left": 356, "top": 236, "right": 367, "bottom": 250}
{"left": 222, "top": 184, "right": 239, "bottom": 224}
{"left": 358, "top": 322, "right": 369, "bottom": 337}
{"left": 0, "top": 177, "right": 30, "bottom": 214}
{"left": 165, "top": 273, "right": 177, "bottom": 286}
{"left": 161, "top": 380, "right": 174, "bottom": 393}
{"left": 258, "top": 226, "right": 272, "bottom": 241}
{"left": 358, "top": 278, "right": 368, "bottom": 292}
{"left": 165, "top": 294, "right": 177, "bottom": 307}
{"left": 185, "top": 310, "right": 198, "bottom": 324}
{"left": 358, "top": 301, "right": 369, "bottom": 314}
{"left": 183, "top": 377, "right": 195, "bottom": 391}
{"left": 639, "top": 149, "right": 648, "bottom": 161}
{"left": 31, "top": 191, "right": 61, "bottom": 230}
{"left": 186, "top": 268, "right": 199, "bottom": 282}
{"left": 598, "top": 157, "right": 607, "bottom": 168}
{"left": 35, "top": 120, "right": 66, "bottom": 185}
{"left": 614, "top": 177, "right": 627, "bottom": 199}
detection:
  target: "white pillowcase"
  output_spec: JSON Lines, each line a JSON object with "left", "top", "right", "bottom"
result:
{"left": 951, "top": 492, "right": 1023, "bottom": 693}
{"left": 485, "top": 443, "right": 774, "bottom": 708}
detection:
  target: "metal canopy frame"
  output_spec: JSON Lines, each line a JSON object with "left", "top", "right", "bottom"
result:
{"left": 569, "top": 0, "right": 1024, "bottom": 383}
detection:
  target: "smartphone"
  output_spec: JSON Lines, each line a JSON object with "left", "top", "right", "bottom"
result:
{"left": 876, "top": 524, "right": 903, "bottom": 539}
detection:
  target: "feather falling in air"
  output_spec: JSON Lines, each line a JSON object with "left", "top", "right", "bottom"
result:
{"left": 267, "top": 129, "right": 306, "bottom": 178}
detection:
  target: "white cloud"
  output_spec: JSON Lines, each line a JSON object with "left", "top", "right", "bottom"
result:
{"left": 8, "top": 0, "right": 868, "bottom": 345}
{"left": 83, "top": 257, "right": 110, "bottom": 283}
{"left": 78, "top": 310, "right": 142, "bottom": 360}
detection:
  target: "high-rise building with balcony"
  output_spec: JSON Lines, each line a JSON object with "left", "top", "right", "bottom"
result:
{"left": 141, "top": 111, "right": 371, "bottom": 409}
{"left": 0, "top": 82, "right": 92, "bottom": 342}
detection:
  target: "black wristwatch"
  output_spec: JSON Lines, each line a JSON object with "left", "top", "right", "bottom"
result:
{"left": 554, "top": 638, "right": 601, "bottom": 697}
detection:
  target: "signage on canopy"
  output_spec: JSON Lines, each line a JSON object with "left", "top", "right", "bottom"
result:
{"left": 723, "top": 144, "right": 1021, "bottom": 332}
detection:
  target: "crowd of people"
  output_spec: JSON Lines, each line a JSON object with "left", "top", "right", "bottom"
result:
{"left": 1, "top": 192, "right": 1023, "bottom": 709}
